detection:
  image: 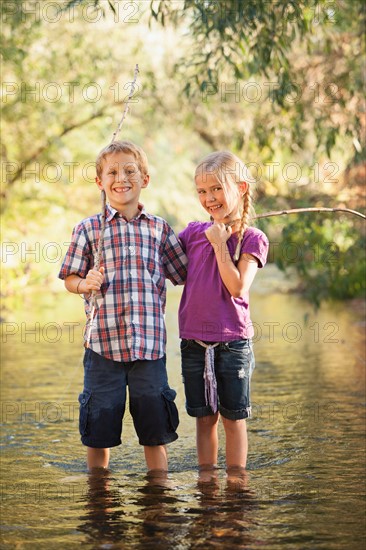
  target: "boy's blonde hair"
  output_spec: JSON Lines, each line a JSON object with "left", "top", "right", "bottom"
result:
{"left": 96, "top": 140, "right": 149, "bottom": 179}
{"left": 195, "top": 151, "right": 255, "bottom": 261}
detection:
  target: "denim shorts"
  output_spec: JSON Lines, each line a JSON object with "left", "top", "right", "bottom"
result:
{"left": 78, "top": 348, "right": 179, "bottom": 448}
{"left": 181, "top": 339, "right": 255, "bottom": 420}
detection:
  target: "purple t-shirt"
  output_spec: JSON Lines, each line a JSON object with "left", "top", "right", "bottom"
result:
{"left": 178, "top": 222, "right": 269, "bottom": 342}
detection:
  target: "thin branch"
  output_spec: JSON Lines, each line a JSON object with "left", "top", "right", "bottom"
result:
{"left": 6, "top": 63, "right": 139, "bottom": 189}
{"left": 253, "top": 207, "right": 366, "bottom": 221}
{"left": 111, "top": 64, "right": 139, "bottom": 143}
{"left": 86, "top": 64, "right": 140, "bottom": 348}
{"left": 85, "top": 188, "right": 106, "bottom": 348}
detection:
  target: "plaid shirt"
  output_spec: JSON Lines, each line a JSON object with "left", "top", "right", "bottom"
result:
{"left": 59, "top": 204, "right": 187, "bottom": 362}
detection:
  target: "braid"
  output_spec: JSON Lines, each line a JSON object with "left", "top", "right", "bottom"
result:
{"left": 233, "top": 186, "right": 252, "bottom": 262}
{"left": 194, "top": 150, "right": 256, "bottom": 263}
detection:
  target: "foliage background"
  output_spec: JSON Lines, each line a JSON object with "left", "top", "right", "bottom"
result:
{"left": 1, "top": 0, "right": 365, "bottom": 305}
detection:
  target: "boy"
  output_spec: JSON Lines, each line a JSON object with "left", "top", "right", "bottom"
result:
{"left": 59, "top": 141, "right": 187, "bottom": 472}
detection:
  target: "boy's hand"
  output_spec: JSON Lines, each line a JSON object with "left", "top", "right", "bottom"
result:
{"left": 205, "top": 223, "right": 232, "bottom": 247}
{"left": 84, "top": 266, "right": 105, "bottom": 292}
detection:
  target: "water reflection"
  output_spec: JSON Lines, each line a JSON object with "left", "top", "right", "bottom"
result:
{"left": 78, "top": 468, "right": 127, "bottom": 547}
{"left": 78, "top": 467, "right": 260, "bottom": 549}
{"left": 1, "top": 284, "right": 365, "bottom": 548}
{"left": 194, "top": 468, "right": 258, "bottom": 549}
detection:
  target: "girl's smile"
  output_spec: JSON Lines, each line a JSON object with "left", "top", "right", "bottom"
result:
{"left": 195, "top": 173, "right": 241, "bottom": 223}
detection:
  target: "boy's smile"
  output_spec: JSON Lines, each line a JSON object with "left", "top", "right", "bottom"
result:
{"left": 96, "top": 151, "right": 149, "bottom": 219}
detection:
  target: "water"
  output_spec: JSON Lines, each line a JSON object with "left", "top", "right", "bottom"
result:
{"left": 1, "top": 266, "right": 365, "bottom": 549}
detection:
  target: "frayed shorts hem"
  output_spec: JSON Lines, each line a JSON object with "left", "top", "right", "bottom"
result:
{"left": 186, "top": 404, "right": 252, "bottom": 420}
{"left": 186, "top": 405, "right": 213, "bottom": 418}
{"left": 219, "top": 404, "right": 252, "bottom": 420}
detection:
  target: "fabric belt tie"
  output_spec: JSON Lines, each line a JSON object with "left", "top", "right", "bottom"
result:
{"left": 194, "top": 340, "right": 220, "bottom": 414}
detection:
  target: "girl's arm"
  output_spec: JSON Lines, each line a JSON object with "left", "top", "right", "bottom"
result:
{"left": 214, "top": 248, "right": 258, "bottom": 298}
{"left": 205, "top": 223, "right": 258, "bottom": 298}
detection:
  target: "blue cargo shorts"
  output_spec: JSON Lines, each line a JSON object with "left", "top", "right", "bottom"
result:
{"left": 78, "top": 348, "right": 179, "bottom": 448}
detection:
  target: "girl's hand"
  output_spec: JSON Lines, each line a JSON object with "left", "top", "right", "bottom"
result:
{"left": 84, "top": 266, "right": 105, "bottom": 292}
{"left": 205, "top": 223, "right": 232, "bottom": 246}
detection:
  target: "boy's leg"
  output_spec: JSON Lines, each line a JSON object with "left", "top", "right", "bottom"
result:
{"left": 221, "top": 417, "right": 248, "bottom": 468}
{"left": 144, "top": 445, "right": 168, "bottom": 471}
{"left": 87, "top": 447, "right": 110, "bottom": 470}
{"left": 128, "top": 356, "right": 179, "bottom": 471}
{"left": 79, "top": 349, "right": 127, "bottom": 470}
{"left": 196, "top": 413, "right": 219, "bottom": 468}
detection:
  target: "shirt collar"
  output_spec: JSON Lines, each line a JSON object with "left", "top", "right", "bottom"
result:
{"left": 105, "top": 203, "right": 153, "bottom": 222}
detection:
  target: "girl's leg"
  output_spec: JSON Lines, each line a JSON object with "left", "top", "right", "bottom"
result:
{"left": 221, "top": 417, "right": 248, "bottom": 468}
{"left": 144, "top": 444, "right": 168, "bottom": 471}
{"left": 87, "top": 447, "right": 110, "bottom": 470}
{"left": 196, "top": 412, "right": 220, "bottom": 467}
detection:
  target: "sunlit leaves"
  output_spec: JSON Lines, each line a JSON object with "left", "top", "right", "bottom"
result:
{"left": 275, "top": 215, "right": 366, "bottom": 305}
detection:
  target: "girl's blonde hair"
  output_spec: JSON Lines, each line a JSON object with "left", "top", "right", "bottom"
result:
{"left": 195, "top": 151, "right": 255, "bottom": 262}
{"left": 96, "top": 140, "right": 149, "bottom": 179}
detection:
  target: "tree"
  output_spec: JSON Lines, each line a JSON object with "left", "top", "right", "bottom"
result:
{"left": 65, "top": 0, "right": 365, "bottom": 162}
{"left": 1, "top": 0, "right": 364, "bottom": 302}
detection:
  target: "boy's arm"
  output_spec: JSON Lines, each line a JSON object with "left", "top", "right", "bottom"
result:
{"left": 64, "top": 274, "right": 89, "bottom": 296}
{"left": 162, "top": 226, "right": 188, "bottom": 285}
{"left": 64, "top": 267, "right": 105, "bottom": 297}
{"left": 59, "top": 223, "right": 100, "bottom": 293}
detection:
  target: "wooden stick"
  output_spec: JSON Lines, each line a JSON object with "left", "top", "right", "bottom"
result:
{"left": 228, "top": 207, "right": 365, "bottom": 264}
{"left": 86, "top": 64, "right": 139, "bottom": 348}
{"left": 252, "top": 207, "right": 366, "bottom": 221}
{"left": 111, "top": 64, "right": 139, "bottom": 143}
{"left": 85, "top": 189, "right": 106, "bottom": 347}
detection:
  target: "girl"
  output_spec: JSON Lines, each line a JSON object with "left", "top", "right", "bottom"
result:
{"left": 178, "top": 151, "right": 269, "bottom": 475}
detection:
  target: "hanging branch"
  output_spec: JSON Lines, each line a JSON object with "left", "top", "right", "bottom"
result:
{"left": 86, "top": 64, "right": 140, "bottom": 348}
{"left": 252, "top": 207, "right": 366, "bottom": 221}
{"left": 111, "top": 64, "right": 140, "bottom": 143}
